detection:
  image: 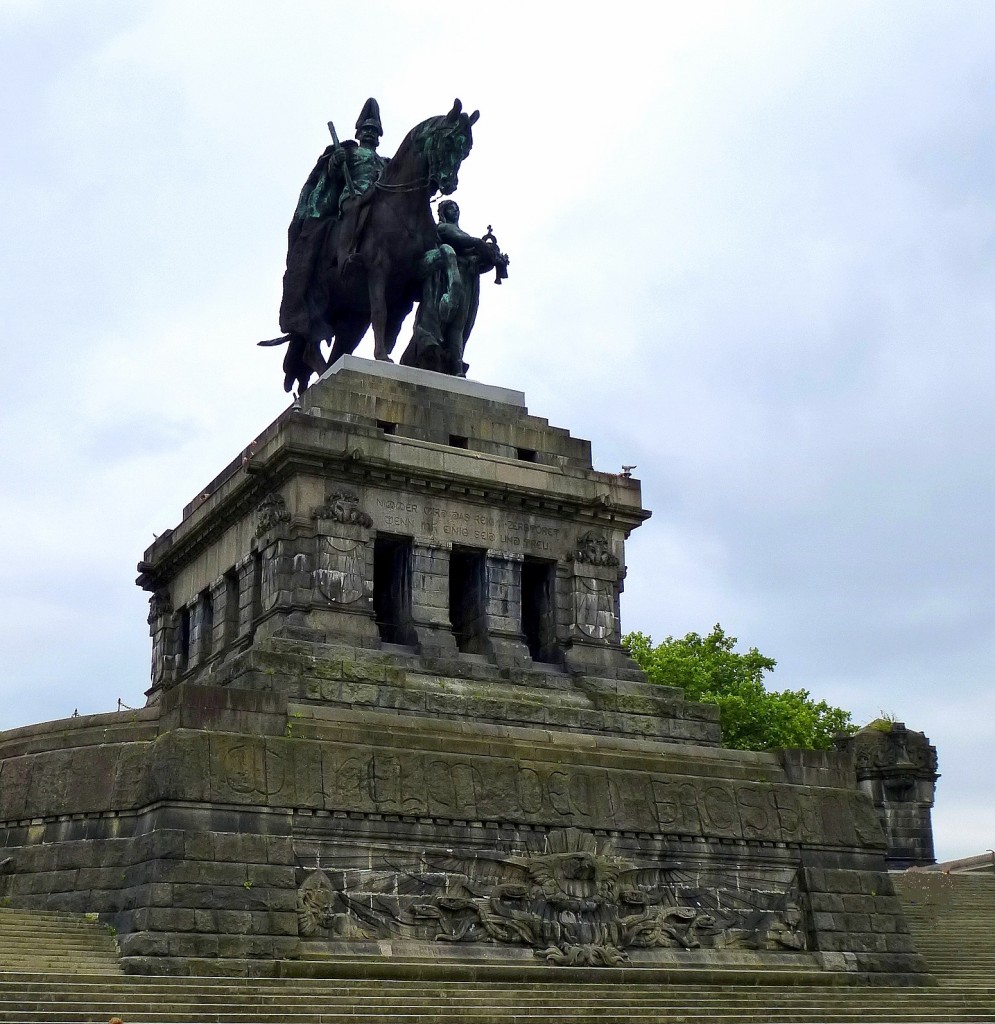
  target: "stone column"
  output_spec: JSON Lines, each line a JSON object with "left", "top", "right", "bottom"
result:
{"left": 482, "top": 551, "right": 531, "bottom": 669}
{"left": 410, "top": 541, "right": 459, "bottom": 658}
{"left": 252, "top": 490, "right": 321, "bottom": 641}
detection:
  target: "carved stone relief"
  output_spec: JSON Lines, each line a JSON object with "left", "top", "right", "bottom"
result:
{"left": 295, "top": 828, "right": 807, "bottom": 965}
{"left": 255, "top": 492, "right": 291, "bottom": 537}
{"left": 312, "top": 492, "right": 373, "bottom": 528}
{"left": 147, "top": 591, "right": 172, "bottom": 625}
{"left": 314, "top": 537, "right": 366, "bottom": 604}
{"left": 573, "top": 575, "right": 617, "bottom": 640}
{"left": 571, "top": 531, "right": 619, "bottom": 567}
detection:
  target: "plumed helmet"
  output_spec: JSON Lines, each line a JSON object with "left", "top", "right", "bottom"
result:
{"left": 355, "top": 97, "right": 383, "bottom": 137}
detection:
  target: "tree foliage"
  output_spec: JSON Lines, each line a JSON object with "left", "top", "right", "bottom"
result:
{"left": 623, "top": 625, "right": 855, "bottom": 752}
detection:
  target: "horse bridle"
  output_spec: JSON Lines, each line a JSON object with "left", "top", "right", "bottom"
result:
{"left": 375, "top": 177, "right": 431, "bottom": 194}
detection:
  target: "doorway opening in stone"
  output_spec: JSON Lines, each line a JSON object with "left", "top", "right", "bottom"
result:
{"left": 177, "top": 605, "right": 191, "bottom": 672}
{"left": 373, "top": 534, "right": 415, "bottom": 645}
{"left": 449, "top": 546, "right": 487, "bottom": 654}
{"left": 522, "top": 557, "right": 558, "bottom": 663}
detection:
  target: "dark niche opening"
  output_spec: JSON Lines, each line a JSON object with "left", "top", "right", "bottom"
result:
{"left": 177, "top": 605, "right": 191, "bottom": 672}
{"left": 377, "top": 419, "right": 397, "bottom": 435}
{"left": 374, "top": 534, "right": 415, "bottom": 645}
{"left": 223, "top": 568, "right": 240, "bottom": 645}
{"left": 522, "top": 557, "right": 558, "bottom": 663}
{"left": 516, "top": 447, "right": 538, "bottom": 463}
{"left": 449, "top": 546, "right": 488, "bottom": 654}
{"left": 197, "top": 588, "right": 214, "bottom": 661}
{"left": 448, "top": 434, "right": 469, "bottom": 449}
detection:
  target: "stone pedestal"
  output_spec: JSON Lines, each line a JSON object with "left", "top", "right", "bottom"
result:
{"left": 839, "top": 722, "right": 939, "bottom": 869}
{"left": 0, "top": 359, "right": 930, "bottom": 983}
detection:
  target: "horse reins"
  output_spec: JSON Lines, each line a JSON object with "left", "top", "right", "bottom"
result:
{"left": 375, "top": 177, "right": 432, "bottom": 193}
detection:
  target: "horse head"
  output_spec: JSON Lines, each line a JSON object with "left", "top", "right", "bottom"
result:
{"left": 419, "top": 98, "right": 479, "bottom": 196}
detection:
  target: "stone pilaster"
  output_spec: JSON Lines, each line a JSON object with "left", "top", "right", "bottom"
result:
{"left": 146, "top": 590, "right": 176, "bottom": 698}
{"left": 209, "top": 575, "right": 230, "bottom": 656}
{"left": 234, "top": 555, "right": 258, "bottom": 642}
{"left": 410, "top": 541, "right": 458, "bottom": 658}
{"left": 481, "top": 551, "right": 531, "bottom": 669}
{"left": 560, "top": 530, "right": 641, "bottom": 680}
{"left": 308, "top": 494, "right": 378, "bottom": 644}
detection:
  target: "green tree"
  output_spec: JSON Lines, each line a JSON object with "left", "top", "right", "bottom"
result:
{"left": 623, "top": 625, "right": 854, "bottom": 751}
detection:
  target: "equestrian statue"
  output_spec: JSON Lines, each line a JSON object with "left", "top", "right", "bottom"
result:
{"left": 260, "top": 97, "right": 509, "bottom": 392}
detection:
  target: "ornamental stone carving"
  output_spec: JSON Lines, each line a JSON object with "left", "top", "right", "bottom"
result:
{"left": 255, "top": 492, "right": 292, "bottom": 536}
{"left": 297, "top": 870, "right": 373, "bottom": 940}
{"left": 571, "top": 531, "right": 619, "bottom": 567}
{"left": 296, "top": 827, "right": 807, "bottom": 965}
{"left": 847, "top": 722, "right": 938, "bottom": 777}
{"left": 311, "top": 492, "right": 372, "bottom": 528}
{"left": 314, "top": 536, "right": 366, "bottom": 604}
{"left": 573, "top": 575, "right": 617, "bottom": 640}
{"left": 147, "top": 591, "right": 172, "bottom": 625}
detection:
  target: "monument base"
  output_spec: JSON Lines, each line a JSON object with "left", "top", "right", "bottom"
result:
{"left": 0, "top": 360, "right": 929, "bottom": 982}
{"left": 0, "top": 640, "right": 926, "bottom": 982}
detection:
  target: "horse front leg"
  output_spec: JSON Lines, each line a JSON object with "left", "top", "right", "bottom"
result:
{"left": 369, "top": 270, "right": 392, "bottom": 361}
{"left": 328, "top": 315, "right": 369, "bottom": 367}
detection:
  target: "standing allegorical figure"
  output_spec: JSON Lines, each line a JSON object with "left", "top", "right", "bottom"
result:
{"left": 400, "top": 200, "right": 509, "bottom": 376}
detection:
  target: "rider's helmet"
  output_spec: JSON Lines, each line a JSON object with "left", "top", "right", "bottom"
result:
{"left": 355, "top": 98, "right": 383, "bottom": 140}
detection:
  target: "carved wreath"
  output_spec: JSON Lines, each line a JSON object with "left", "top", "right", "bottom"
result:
{"left": 311, "top": 492, "right": 372, "bottom": 528}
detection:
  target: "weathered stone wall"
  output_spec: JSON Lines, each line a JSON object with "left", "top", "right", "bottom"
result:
{"left": 0, "top": 673, "right": 926, "bottom": 980}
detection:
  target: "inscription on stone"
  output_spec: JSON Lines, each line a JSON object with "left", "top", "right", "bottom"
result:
{"left": 207, "top": 735, "right": 886, "bottom": 849}
{"left": 371, "top": 495, "right": 561, "bottom": 552}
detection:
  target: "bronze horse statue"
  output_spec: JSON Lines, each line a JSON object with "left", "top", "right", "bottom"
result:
{"left": 261, "top": 100, "right": 479, "bottom": 392}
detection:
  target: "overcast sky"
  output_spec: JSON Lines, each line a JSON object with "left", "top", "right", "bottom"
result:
{"left": 1, "top": 1, "right": 992, "bottom": 862}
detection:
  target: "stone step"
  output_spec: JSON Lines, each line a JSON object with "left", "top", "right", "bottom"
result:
{"left": 1, "top": 982, "right": 990, "bottom": 1004}
{"left": 5, "top": 988, "right": 989, "bottom": 1005}
{"left": 2, "top": 1013, "right": 995, "bottom": 1024}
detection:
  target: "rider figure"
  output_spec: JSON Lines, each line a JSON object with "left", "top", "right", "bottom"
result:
{"left": 279, "top": 98, "right": 390, "bottom": 342}
{"left": 331, "top": 98, "right": 388, "bottom": 210}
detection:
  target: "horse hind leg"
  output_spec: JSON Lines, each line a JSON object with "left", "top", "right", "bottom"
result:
{"left": 281, "top": 333, "right": 313, "bottom": 393}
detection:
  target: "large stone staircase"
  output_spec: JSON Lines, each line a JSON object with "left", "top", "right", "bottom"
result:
{"left": 893, "top": 871, "right": 995, "bottom": 989}
{"left": 2, "top": 878, "right": 995, "bottom": 1023}
{"left": 0, "top": 908, "right": 122, "bottom": 976}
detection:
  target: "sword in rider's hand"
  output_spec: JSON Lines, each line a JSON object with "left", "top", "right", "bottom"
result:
{"left": 327, "top": 121, "right": 356, "bottom": 197}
